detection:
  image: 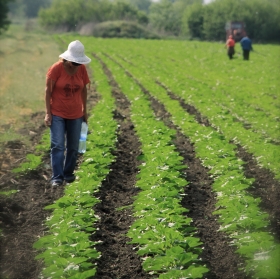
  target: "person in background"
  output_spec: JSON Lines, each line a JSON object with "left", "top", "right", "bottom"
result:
{"left": 225, "top": 35, "right": 235, "bottom": 59}
{"left": 240, "top": 35, "right": 253, "bottom": 60}
{"left": 44, "top": 40, "right": 91, "bottom": 187}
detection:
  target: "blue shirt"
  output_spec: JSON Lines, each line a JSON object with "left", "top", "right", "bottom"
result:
{"left": 240, "top": 37, "right": 253, "bottom": 50}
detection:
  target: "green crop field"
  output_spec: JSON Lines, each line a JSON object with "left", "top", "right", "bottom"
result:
{"left": 0, "top": 28, "right": 279, "bottom": 279}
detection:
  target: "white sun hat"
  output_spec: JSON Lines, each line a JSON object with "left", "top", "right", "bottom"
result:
{"left": 59, "top": 40, "right": 91, "bottom": 64}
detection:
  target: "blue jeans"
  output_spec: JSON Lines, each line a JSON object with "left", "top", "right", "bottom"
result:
{"left": 50, "top": 115, "right": 83, "bottom": 183}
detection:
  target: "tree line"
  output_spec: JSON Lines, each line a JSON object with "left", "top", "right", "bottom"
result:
{"left": 183, "top": 0, "right": 280, "bottom": 42}
{"left": 1, "top": 0, "right": 280, "bottom": 42}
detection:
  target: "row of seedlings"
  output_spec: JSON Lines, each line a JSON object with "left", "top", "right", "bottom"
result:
{"left": 176, "top": 42, "right": 279, "bottom": 123}
{"left": 113, "top": 48, "right": 279, "bottom": 180}
{"left": 153, "top": 52, "right": 280, "bottom": 144}
{"left": 10, "top": 130, "right": 51, "bottom": 174}
{"left": 98, "top": 53, "right": 209, "bottom": 279}
{"left": 91, "top": 38, "right": 279, "bottom": 128}
{"left": 33, "top": 52, "right": 118, "bottom": 279}
{"left": 137, "top": 39, "right": 279, "bottom": 123}
{"left": 108, "top": 53, "right": 280, "bottom": 279}
{"left": 95, "top": 37, "right": 279, "bottom": 180}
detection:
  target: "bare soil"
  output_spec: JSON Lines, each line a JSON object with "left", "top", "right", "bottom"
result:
{"left": 0, "top": 58, "right": 279, "bottom": 279}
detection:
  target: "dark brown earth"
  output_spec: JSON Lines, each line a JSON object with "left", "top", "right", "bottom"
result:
{"left": 0, "top": 56, "right": 279, "bottom": 279}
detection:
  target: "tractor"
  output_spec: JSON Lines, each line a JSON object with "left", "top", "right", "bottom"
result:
{"left": 225, "top": 21, "right": 246, "bottom": 42}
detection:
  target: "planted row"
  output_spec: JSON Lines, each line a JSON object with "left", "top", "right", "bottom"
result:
{"left": 34, "top": 35, "right": 279, "bottom": 278}
{"left": 111, "top": 45, "right": 279, "bottom": 180}
{"left": 103, "top": 53, "right": 280, "bottom": 278}
{"left": 89, "top": 38, "right": 279, "bottom": 180}
{"left": 33, "top": 49, "right": 118, "bottom": 279}
{"left": 98, "top": 53, "right": 209, "bottom": 278}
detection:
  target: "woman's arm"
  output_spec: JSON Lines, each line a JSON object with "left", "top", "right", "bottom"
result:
{"left": 81, "top": 85, "right": 88, "bottom": 123}
{"left": 44, "top": 78, "right": 53, "bottom": 126}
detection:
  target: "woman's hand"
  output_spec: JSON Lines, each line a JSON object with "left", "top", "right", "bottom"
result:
{"left": 83, "top": 112, "right": 88, "bottom": 123}
{"left": 82, "top": 85, "right": 88, "bottom": 123}
{"left": 44, "top": 113, "right": 52, "bottom": 126}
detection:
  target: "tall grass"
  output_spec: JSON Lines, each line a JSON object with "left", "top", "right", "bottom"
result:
{"left": 0, "top": 23, "right": 61, "bottom": 145}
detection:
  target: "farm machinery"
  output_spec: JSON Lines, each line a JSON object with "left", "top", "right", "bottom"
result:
{"left": 225, "top": 21, "right": 246, "bottom": 42}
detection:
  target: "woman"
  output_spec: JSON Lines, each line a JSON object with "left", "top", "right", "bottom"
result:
{"left": 44, "top": 40, "right": 91, "bottom": 187}
{"left": 225, "top": 35, "right": 235, "bottom": 60}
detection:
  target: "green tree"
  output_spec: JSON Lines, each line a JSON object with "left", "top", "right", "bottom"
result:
{"left": 184, "top": 0, "right": 280, "bottom": 42}
{"left": 181, "top": 2, "right": 204, "bottom": 38}
{"left": 8, "top": 0, "right": 51, "bottom": 18}
{"left": 0, "top": 0, "right": 13, "bottom": 34}
{"left": 203, "top": 0, "right": 280, "bottom": 41}
{"left": 39, "top": 0, "right": 148, "bottom": 30}
{"left": 238, "top": 0, "right": 280, "bottom": 41}
{"left": 8, "top": 0, "right": 24, "bottom": 18}
{"left": 202, "top": 1, "right": 227, "bottom": 40}
{"left": 39, "top": 0, "right": 101, "bottom": 30}
{"left": 149, "top": 0, "right": 202, "bottom": 36}
{"left": 108, "top": 1, "right": 148, "bottom": 24}
{"left": 128, "top": 0, "right": 152, "bottom": 12}
{"left": 24, "top": 0, "right": 51, "bottom": 18}
{"left": 149, "top": 0, "right": 181, "bottom": 35}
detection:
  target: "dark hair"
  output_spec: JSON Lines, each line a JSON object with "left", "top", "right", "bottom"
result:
{"left": 71, "top": 61, "right": 81, "bottom": 66}
{"left": 63, "top": 59, "right": 81, "bottom": 66}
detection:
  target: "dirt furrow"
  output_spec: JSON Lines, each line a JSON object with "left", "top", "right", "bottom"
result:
{"left": 235, "top": 145, "right": 280, "bottom": 239}
{"left": 0, "top": 87, "right": 99, "bottom": 279}
{"left": 0, "top": 133, "right": 64, "bottom": 279}
{"left": 91, "top": 56, "right": 152, "bottom": 279}
{"left": 161, "top": 85, "right": 280, "bottom": 241}
{"left": 140, "top": 83, "right": 248, "bottom": 279}
{"left": 103, "top": 55, "right": 248, "bottom": 279}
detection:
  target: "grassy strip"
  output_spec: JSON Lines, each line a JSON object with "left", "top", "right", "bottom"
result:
{"left": 33, "top": 50, "right": 118, "bottom": 279}
{"left": 11, "top": 129, "right": 50, "bottom": 174}
{"left": 7, "top": 32, "right": 67, "bottom": 175}
{"left": 0, "top": 24, "right": 61, "bottom": 143}
{"left": 0, "top": 129, "right": 50, "bottom": 198}
{"left": 110, "top": 55, "right": 280, "bottom": 279}
{"left": 99, "top": 53, "right": 208, "bottom": 279}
